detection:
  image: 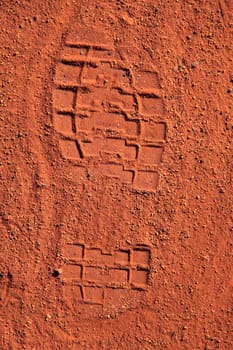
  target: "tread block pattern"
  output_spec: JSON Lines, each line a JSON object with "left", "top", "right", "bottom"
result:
{"left": 134, "top": 70, "right": 161, "bottom": 91}
{"left": 59, "top": 140, "right": 81, "bottom": 160}
{"left": 76, "top": 111, "right": 138, "bottom": 136}
{"left": 54, "top": 113, "right": 73, "bottom": 133}
{"left": 52, "top": 38, "right": 167, "bottom": 191}
{"left": 61, "top": 243, "right": 150, "bottom": 308}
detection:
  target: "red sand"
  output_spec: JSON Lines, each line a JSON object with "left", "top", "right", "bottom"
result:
{"left": 0, "top": 1, "right": 232, "bottom": 349}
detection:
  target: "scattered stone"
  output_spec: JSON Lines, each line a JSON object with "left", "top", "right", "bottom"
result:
{"left": 191, "top": 61, "right": 198, "bottom": 68}
{"left": 45, "top": 314, "right": 51, "bottom": 321}
{"left": 52, "top": 269, "right": 61, "bottom": 277}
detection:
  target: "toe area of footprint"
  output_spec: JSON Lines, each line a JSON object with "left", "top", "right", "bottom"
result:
{"left": 52, "top": 29, "right": 166, "bottom": 193}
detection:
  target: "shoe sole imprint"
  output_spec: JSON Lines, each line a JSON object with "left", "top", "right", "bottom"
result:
{"left": 52, "top": 31, "right": 165, "bottom": 312}
{"left": 52, "top": 35, "right": 167, "bottom": 192}
{"left": 60, "top": 242, "right": 151, "bottom": 313}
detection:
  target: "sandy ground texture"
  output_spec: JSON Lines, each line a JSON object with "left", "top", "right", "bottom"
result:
{"left": 0, "top": 0, "right": 233, "bottom": 349}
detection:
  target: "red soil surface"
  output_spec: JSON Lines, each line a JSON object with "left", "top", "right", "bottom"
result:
{"left": 0, "top": 1, "right": 232, "bottom": 349}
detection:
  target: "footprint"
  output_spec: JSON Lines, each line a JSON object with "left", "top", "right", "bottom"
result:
{"left": 52, "top": 27, "right": 167, "bottom": 317}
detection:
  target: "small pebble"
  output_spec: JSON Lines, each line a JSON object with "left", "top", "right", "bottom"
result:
{"left": 191, "top": 61, "right": 198, "bottom": 68}
{"left": 45, "top": 314, "right": 51, "bottom": 321}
